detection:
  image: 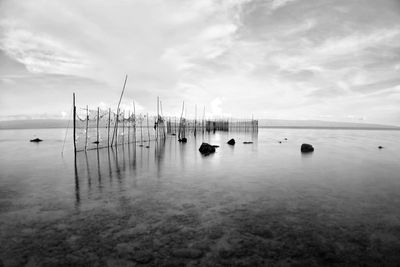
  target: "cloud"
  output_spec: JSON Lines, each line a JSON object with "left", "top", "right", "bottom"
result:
{"left": 271, "top": 0, "right": 299, "bottom": 10}
{"left": 1, "top": 0, "right": 400, "bottom": 125}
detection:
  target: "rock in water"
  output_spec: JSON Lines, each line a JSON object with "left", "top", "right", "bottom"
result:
{"left": 30, "top": 138, "right": 43, "bottom": 142}
{"left": 181, "top": 137, "right": 187, "bottom": 143}
{"left": 301, "top": 143, "right": 314, "bottom": 153}
{"left": 378, "top": 146, "right": 383, "bottom": 149}
{"left": 199, "top": 143, "right": 216, "bottom": 155}
{"left": 243, "top": 141, "right": 253, "bottom": 144}
{"left": 227, "top": 138, "right": 235, "bottom": 145}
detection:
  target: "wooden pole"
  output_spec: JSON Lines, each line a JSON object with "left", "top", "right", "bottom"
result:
{"left": 85, "top": 105, "right": 89, "bottom": 151}
{"left": 160, "top": 100, "right": 165, "bottom": 139}
{"left": 156, "top": 96, "right": 159, "bottom": 141}
{"left": 178, "top": 101, "right": 184, "bottom": 140}
{"left": 73, "top": 93, "right": 76, "bottom": 154}
{"left": 96, "top": 107, "right": 100, "bottom": 144}
{"left": 111, "top": 75, "right": 128, "bottom": 146}
{"left": 107, "top": 108, "right": 111, "bottom": 147}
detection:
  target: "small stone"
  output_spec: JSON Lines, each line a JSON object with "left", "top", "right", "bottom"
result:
{"left": 30, "top": 138, "right": 43, "bottom": 142}
{"left": 284, "top": 138, "right": 288, "bottom": 140}
{"left": 378, "top": 146, "right": 383, "bottom": 149}
{"left": 301, "top": 143, "right": 314, "bottom": 153}
{"left": 243, "top": 141, "right": 253, "bottom": 144}
{"left": 227, "top": 138, "right": 235, "bottom": 145}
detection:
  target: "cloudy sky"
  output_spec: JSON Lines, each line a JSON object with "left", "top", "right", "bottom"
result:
{"left": 0, "top": 0, "right": 399, "bottom": 125}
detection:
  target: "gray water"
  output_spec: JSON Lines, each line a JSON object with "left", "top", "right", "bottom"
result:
{"left": 1, "top": 128, "right": 400, "bottom": 266}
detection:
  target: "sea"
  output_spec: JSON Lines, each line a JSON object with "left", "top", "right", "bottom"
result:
{"left": 0, "top": 128, "right": 400, "bottom": 266}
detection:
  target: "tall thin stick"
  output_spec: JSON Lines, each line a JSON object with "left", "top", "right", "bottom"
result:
{"left": 85, "top": 105, "right": 89, "bottom": 151}
{"left": 107, "top": 108, "right": 111, "bottom": 147}
{"left": 156, "top": 96, "right": 159, "bottom": 141}
{"left": 96, "top": 107, "right": 99, "bottom": 144}
{"left": 111, "top": 75, "right": 128, "bottom": 146}
{"left": 147, "top": 113, "right": 150, "bottom": 144}
{"left": 160, "top": 100, "right": 165, "bottom": 139}
{"left": 73, "top": 93, "right": 76, "bottom": 154}
{"left": 178, "top": 101, "right": 184, "bottom": 140}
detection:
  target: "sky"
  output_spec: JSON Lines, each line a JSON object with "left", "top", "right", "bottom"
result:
{"left": 0, "top": 0, "right": 400, "bottom": 125}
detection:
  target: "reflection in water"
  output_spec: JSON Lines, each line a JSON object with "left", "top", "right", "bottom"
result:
{"left": 74, "top": 154, "right": 80, "bottom": 207}
{"left": 74, "top": 139, "right": 168, "bottom": 205}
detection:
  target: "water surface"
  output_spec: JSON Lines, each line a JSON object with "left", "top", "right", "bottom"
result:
{"left": 1, "top": 128, "right": 400, "bottom": 266}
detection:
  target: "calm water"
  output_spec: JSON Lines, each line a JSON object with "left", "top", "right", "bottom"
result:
{"left": 1, "top": 128, "right": 400, "bottom": 266}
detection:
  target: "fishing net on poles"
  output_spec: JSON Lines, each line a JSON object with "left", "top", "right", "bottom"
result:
{"left": 74, "top": 107, "right": 167, "bottom": 151}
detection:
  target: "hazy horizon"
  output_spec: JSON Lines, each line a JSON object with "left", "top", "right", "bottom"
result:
{"left": 1, "top": 0, "right": 400, "bottom": 126}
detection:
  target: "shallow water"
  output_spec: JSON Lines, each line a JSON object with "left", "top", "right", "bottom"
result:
{"left": 1, "top": 128, "right": 400, "bottom": 266}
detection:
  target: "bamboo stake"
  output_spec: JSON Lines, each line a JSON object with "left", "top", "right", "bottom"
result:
{"left": 107, "top": 108, "right": 111, "bottom": 147}
{"left": 156, "top": 96, "right": 159, "bottom": 141}
{"left": 85, "top": 105, "right": 89, "bottom": 151}
{"left": 178, "top": 101, "right": 184, "bottom": 140}
{"left": 73, "top": 93, "right": 76, "bottom": 154}
{"left": 111, "top": 75, "right": 128, "bottom": 147}
{"left": 96, "top": 107, "right": 99, "bottom": 144}
{"left": 160, "top": 100, "right": 165, "bottom": 139}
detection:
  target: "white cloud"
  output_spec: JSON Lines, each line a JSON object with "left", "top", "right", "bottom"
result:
{"left": 271, "top": 0, "right": 299, "bottom": 10}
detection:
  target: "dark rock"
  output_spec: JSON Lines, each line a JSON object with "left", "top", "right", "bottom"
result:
{"left": 284, "top": 138, "right": 288, "bottom": 140}
{"left": 178, "top": 137, "right": 187, "bottom": 143}
{"left": 301, "top": 143, "right": 314, "bottom": 153}
{"left": 92, "top": 141, "right": 100, "bottom": 144}
{"left": 243, "top": 141, "right": 253, "bottom": 144}
{"left": 378, "top": 146, "right": 383, "bottom": 149}
{"left": 172, "top": 248, "right": 203, "bottom": 259}
{"left": 212, "top": 145, "right": 220, "bottom": 148}
{"left": 227, "top": 138, "right": 235, "bottom": 145}
{"left": 199, "top": 143, "right": 216, "bottom": 155}
{"left": 171, "top": 133, "right": 176, "bottom": 136}
{"left": 278, "top": 141, "right": 282, "bottom": 143}
{"left": 30, "top": 138, "right": 43, "bottom": 142}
